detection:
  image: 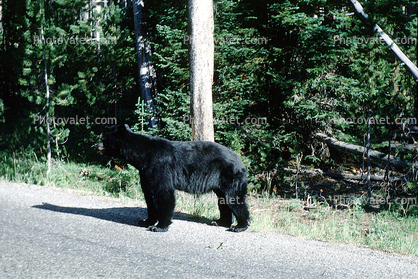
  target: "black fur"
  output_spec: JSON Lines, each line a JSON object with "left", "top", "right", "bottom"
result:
{"left": 95, "top": 124, "right": 250, "bottom": 232}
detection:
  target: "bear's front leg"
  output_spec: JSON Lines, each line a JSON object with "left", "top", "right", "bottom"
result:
{"left": 138, "top": 218, "right": 157, "bottom": 227}
{"left": 146, "top": 185, "right": 175, "bottom": 232}
{"left": 147, "top": 225, "right": 169, "bottom": 232}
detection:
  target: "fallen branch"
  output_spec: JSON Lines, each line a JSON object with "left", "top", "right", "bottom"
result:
{"left": 390, "top": 142, "right": 418, "bottom": 153}
{"left": 323, "top": 172, "right": 406, "bottom": 182}
{"left": 315, "top": 132, "right": 406, "bottom": 169}
{"left": 284, "top": 167, "right": 406, "bottom": 182}
{"left": 284, "top": 168, "right": 323, "bottom": 175}
{"left": 285, "top": 124, "right": 407, "bottom": 170}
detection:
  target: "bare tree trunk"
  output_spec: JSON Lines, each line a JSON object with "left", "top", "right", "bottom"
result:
{"left": 133, "top": 0, "right": 158, "bottom": 128}
{"left": 366, "top": 109, "right": 371, "bottom": 201}
{"left": 0, "top": 1, "right": 3, "bottom": 34}
{"left": 41, "top": 25, "right": 51, "bottom": 175}
{"left": 349, "top": 0, "right": 418, "bottom": 80}
{"left": 92, "top": 0, "right": 104, "bottom": 82}
{"left": 188, "top": 0, "right": 214, "bottom": 142}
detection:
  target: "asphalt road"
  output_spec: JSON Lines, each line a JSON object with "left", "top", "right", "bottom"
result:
{"left": 1, "top": 182, "right": 417, "bottom": 278}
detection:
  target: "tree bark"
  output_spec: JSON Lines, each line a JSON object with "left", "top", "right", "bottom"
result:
{"left": 349, "top": 0, "right": 418, "bottom": 80}
{"left": 133, "top": 0, "right": 158, "bottom": 128}
{"left": 188, "top": 0, "right": 214, "bottom": 142}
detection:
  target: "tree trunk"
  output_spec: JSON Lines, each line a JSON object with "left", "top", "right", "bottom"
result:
{"left": 349, "top": 0, "right": 418, "bottom": 80}
{"left": 188, "top": 0, "right": 214, "bottom": 142}
{"left": 92, "top": 0, "right": 103, "bottom": 82}
{"left": 133, "top": 0, "right": 158, "bottom": 128}
{"left": 41, "top": 25, "right": 51, "bottom": 175}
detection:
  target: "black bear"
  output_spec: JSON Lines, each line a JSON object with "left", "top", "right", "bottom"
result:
{"left": 95, "top": 124, "right": 250, "bottom": 232}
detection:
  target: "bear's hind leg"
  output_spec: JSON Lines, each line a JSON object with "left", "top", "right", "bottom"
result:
{"left": 228, "top": 193, "right": 250, "bottom": 232}
{"left": 225, "top": 176, "right": 250, "bottom": 232}
{"left": 211, "top": 189, "right": 233, "bottom": 228}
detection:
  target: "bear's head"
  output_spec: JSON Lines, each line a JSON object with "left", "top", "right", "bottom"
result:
{"left": 94, "top": 124, "right": 132, "bottom": 158}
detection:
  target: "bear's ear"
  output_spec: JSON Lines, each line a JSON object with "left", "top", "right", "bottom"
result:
{"left": 103, "top": 125, "right": 117, "bottom": 134}
{"left": 124, "top": 124, "right": 134, "bottom": 133}
{"left": 116, "top": 124, "right": 133, "bottom": 138}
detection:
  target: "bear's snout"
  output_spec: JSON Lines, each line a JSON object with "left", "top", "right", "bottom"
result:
{"left": 93, "top": 142, "right": 106, "bottom": 155}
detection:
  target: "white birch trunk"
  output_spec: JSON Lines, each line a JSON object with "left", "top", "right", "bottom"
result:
{"left": 133, "top": 0, "right": 158, "bottom": 128}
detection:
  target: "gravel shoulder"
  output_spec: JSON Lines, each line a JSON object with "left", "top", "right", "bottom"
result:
{"left": 1, "top": 182, "right": 417, "bottom": 278}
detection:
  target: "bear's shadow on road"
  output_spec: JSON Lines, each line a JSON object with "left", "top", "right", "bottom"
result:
{"left": 32, "top": 203, "right": 212, "bottom": 227}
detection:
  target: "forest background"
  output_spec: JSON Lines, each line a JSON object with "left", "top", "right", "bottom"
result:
{"left": 1, "top": 0, "right": 418, "bottom": 249}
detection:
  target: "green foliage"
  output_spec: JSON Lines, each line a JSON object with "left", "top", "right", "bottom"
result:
{"left": 140, "top": 0, "right": 291, "bottom": 193}
{"left": 0, "top": 148, "right": 142, "bottom": 199}
{"left": 1, "top": 0, "right": 138, "bottom": 161}
{"left": 2, "top": 0, "right": 418, "bottom": 256}
{"left": 1, "top": 0, "right": 417, "bottom": 194}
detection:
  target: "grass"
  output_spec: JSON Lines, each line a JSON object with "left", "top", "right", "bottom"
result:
{"left": 0, "top": 150, "right": 143, "bottom": 199}
{"left": 1, "top": 150, "right": 418, "bottom": 256}
{"left": 249, "top": 196, "right": 418, "bottom": 256}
